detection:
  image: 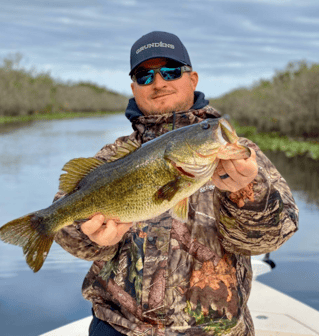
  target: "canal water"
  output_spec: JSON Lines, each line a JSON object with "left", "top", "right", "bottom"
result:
{"left": 0, "top": 114, "right": 318, "bottom": 336}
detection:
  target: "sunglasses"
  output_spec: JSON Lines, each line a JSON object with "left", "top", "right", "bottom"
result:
{"left": 132, "top": 65, "right": 192, "bottom": 86}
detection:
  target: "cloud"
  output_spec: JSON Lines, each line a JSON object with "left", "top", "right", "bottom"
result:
{"left": 106, "top": 0, "right": 138, "bottom": 5}
{"left": 1, "top": 0, "right": 318, "bottom": 97}
{"left": 296, "top": 16, "right": 319, "bottom": 25}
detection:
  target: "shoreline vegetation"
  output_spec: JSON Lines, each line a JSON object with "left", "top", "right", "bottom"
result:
{"left": 0, "top": 54, "right": 129, "bottom": 119}
{"left": 234, "top": 122, "right": 319, "bottom": 160}
{"left": 210, "top": 60, "right": 319, "bottom": 160}
{"left": 1, "top": 55, "right": 319, "bottom": 159}
{"left": 0, "top": 110, "right": 123, "bottom": 124}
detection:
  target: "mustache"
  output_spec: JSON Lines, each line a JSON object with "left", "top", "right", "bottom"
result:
{"left": 150, "top": 90, "right": 175, "bottom": 99}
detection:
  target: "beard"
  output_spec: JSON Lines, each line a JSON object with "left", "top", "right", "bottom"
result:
{"left": 140, "top": 95, "right": 194, "bottom": 116}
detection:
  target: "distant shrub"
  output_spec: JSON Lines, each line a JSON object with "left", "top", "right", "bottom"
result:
{"left": 0, "top": 54, "right": 129, "bottom": 117}
{"left": 54, "top": 83, "right": 128, "bottom": 113}
{"left": 210, "top": 60, "right": 319, "bottom": 139}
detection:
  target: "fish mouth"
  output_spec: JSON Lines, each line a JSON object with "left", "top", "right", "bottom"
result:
{"left": 190, "top": 119, "right": 238, "bottom": 160}
{"left": 218, "top": 119, "right": 238, "bottom": 144}
{"left": 180, "top": 119, "right": 239, "bottom": 161}
{"left": 216, "top": 119, "right": 252, "bottom": 160}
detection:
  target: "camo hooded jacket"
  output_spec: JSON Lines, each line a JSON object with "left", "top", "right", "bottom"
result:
{"left": 54, "top": 104, "right": 299, "bottom": 336}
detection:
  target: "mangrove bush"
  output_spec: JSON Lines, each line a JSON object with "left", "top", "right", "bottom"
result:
{"left": 210, "top": 60, "right": 319, "bottom": 139}
{"left": 0, "top": 54, "right": 129, "bottom": 117}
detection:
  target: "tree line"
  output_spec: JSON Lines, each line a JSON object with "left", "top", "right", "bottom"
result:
{"left": 210, "top": 60, "right": 319, "bottom": 139}
{"left": 0, "top": 54, "right": 129, "bottom": 117}
{"left": 2, "top": 54, "right": 318, "bottom": 140}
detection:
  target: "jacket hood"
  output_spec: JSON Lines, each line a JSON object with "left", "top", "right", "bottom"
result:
{"left": 125, "top": 91, "right": 210, "bottom": 122}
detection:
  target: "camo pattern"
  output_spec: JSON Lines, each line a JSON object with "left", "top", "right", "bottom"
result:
{"left": 54, "top": 106, "right": 299, "bottom": 335}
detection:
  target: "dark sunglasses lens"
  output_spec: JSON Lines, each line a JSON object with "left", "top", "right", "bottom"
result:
{"left": 135, "top": 67, "right": 183, "bottom": 85}
{"left": 136, "top": 70, "right": 154, "bottom": 85}
{"left": 160, "top": 67, "right": 182, "bottom": 80}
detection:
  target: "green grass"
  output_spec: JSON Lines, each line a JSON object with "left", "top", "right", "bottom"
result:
{"left": 0, "top": 110, "right": 124, "bottom": 124}
{"left": 235, "top": 122, "right": 319, "bottom": 160}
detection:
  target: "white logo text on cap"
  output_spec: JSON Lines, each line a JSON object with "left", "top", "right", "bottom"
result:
{"left": 136, "top": 41, "right": 175, "bottom": 54}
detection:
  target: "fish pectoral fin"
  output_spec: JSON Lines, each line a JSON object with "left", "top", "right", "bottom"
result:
{"left": 153, "top": 176, "right": 182, "bottom": 203}
{"left": 59, "top": 157, "right": 105, "bottom": 194}
{"left": 107, "top": 139, "right": 141, "bottom": 162}
{"left": 170, "top": 197, "right": 189, "bottom": 222}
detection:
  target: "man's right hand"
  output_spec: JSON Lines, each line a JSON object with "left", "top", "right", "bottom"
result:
{"left": 81, "top": 214, "right": 133, "bottom": 246}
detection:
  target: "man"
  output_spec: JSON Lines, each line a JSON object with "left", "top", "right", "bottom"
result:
{"left": 54, "top": 31, "right": 298, "bottom": 336}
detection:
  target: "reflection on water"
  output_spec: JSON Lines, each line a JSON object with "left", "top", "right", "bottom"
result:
{"left": 0, "top": 115, "right": 318, "bottom": 335}
{"left": 0, "top": 121, "right": 35, "bottom": 134}
{"left": 256, "top": 150, "right": 319, "bottom": 313}
{"left": 0, "top": 113, "right": 132, "bottom": 273}
{"left": 0, "top": 115, "right": 134, "bottom": 336}
{"left": 265, "top": 151, "right": 319, "bottom": 208}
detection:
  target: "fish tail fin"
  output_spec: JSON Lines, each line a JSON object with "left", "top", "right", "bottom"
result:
{"left": 0, "top": 213, "right": 54, "bottom": 272}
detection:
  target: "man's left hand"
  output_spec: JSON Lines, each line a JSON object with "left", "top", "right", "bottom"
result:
{"left": 211, "top": 148, "right": 258, "bottom": 192}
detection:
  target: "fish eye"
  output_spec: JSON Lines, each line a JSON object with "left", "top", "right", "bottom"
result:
{"left": 201, "top": 121, "right": 210, "bottom": 130}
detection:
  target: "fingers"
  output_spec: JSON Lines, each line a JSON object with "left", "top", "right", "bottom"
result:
{"left": 90, "top": 219, "right": 118, "bottom": 246}
{"left": 212, "top": 148, "right": 258, "bottom": 192}
{"left": 81, "top": 214, "right": 105, "bottom": 236}
{"left": 100, "top": 222, "right": 133, "bottom": 246}
{"left": 81, "top": 215, "right": 133, "bottom": 246}
{"left": 231, "top": 148, "right": 257, "bottom": 177}
{"left": 211, "top": 170, "right": 236, "bottom": 191}
{"left": 215, "top": 162, "right": 227, "bottom": 177}
{"left": 117, "top": 222, "right": 134, "bottom": 237}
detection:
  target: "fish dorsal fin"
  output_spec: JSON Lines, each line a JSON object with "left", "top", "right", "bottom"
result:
{"left": 59, "top": 157, "right": 105, "bottom": 194}
{"left": 107, "top": 139, "right": 141, "bottom": 162}
{"left": 170, "top": 197, "right": 189, "bottom": 222}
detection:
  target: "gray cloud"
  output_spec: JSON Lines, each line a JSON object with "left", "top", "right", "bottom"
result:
{"left": 1, "top": 0, "right": 318, "bottom": 97}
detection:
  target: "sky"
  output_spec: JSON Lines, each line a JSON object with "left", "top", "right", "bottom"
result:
{"left": 1, "top": 0, "right": 319, "bottom": 98}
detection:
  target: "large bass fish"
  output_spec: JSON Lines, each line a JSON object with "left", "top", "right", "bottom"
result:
{"left": 0, "top": 118, "right": 250, "bottom": 272}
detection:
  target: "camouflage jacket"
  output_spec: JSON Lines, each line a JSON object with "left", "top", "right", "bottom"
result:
{"left": 54, "top": 105, "right": 299, "bottom": 336}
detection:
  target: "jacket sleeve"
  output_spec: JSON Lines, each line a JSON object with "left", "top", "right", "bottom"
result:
{"left": 213, "top": 138, "right": 299, "bottom": 256}
{"left": 54, "top": 131, "right": 139, "bottom": 261}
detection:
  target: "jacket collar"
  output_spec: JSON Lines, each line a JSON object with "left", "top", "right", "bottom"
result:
{"left": 124, "top": 91, "right": 221, "bottom": 143}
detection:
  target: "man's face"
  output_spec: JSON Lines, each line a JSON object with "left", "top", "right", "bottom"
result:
{"left": 131, "top": 58, "right": 198, "bottom": 116}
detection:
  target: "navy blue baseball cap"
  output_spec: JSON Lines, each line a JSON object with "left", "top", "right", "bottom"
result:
{"left": 129, "top": 31, "right": 192, "bottom": 76}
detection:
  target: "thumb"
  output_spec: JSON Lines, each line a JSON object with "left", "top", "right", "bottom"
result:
{"left": 116, "top": 222, "right": 134, "bottom": 238}
{"left": 81, "top": 214, "right": 105, "bottom": 236}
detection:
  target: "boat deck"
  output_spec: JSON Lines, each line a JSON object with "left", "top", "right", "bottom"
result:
{"left": 40, "top": 280, "right": 319, "bottom": 336}
{"left": 249, "top": 281, "right": 318, "bottom": 335}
